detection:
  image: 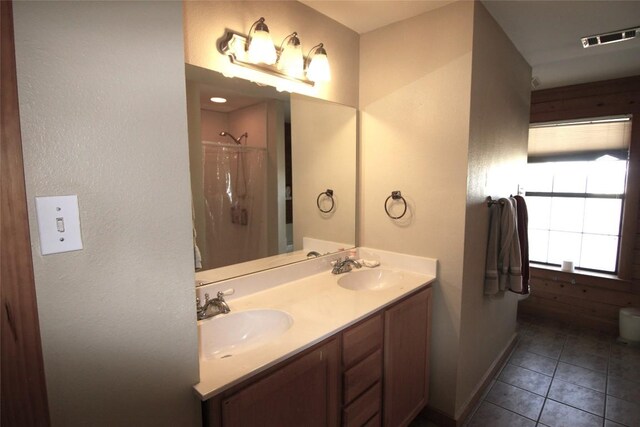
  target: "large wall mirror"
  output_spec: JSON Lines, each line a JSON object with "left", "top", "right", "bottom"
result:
{"left": 186, "top": 65, "right": 356, "bottom": 284}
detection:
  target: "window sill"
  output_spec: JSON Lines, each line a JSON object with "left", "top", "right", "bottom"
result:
{"left": 529, "top": 262, "right": 623, "bottom": 282}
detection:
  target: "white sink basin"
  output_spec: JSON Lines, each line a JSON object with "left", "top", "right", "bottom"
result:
{"left": 198, "top": 309, "right": 293, "bottom": 360}
{"left": 337, "top": 269, "right": 403, "bottom": 291}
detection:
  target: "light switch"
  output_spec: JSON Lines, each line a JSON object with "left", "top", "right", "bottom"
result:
{"left": 35, "top": 195, "right": 83, "bottom": 255}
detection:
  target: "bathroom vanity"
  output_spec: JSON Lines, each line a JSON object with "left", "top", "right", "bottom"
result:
{"left": 194, "top": 248, "right": 436, "bottom": 427}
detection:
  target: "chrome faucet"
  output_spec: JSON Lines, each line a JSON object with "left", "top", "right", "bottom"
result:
{"left": 196, "top": 289, "right": 234, "bottom": 320}
{"left": 307, "top": 251, "right": 322, "bottom": 258}
{"left": 331, "top": 257, "right": 362, "bottom": 274}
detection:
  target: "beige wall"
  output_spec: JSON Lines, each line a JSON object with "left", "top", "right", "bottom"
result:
{"left": 200, "top": 109, "right": 228, "bottom": 142}
{"left": 13, "top": 2, "right": 200, "bottom": 426}
{"left": 360, "top": 1, "right": 475, "bottom": 415}
{"left": 183, "top": 1, "right": 359, "bottom": 107}
{"left": 291, "top": 95, "right": 357, "bottom": 250}
{"left": 360, "top": 1, "right": 530, "bottom": 418}
{"left": 229, "top": 102, "right": 268, "bottom": 148}
{"left": 456, "top": 2, "right": 531, "bottom": 415}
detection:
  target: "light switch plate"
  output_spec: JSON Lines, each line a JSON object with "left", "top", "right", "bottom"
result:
{"left": 35, "top": 195, "right": 83, "bottom": 255}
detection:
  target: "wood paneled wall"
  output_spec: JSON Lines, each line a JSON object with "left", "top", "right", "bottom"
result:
{"left": 519, "top": 267, "right": 640, "bottom": 335}
{"left": 523, "top": 76, "right": 640, "bottom": 334}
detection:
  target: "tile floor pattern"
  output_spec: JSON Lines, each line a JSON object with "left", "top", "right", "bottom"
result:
{"left": 462, "top": 317, "right": 640, "bottom": 427}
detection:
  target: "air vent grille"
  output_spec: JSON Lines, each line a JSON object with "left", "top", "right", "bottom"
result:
{"left": 581, "top": 27, "right": 639, "bottom": 48}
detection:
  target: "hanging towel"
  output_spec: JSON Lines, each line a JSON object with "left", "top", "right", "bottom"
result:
{"left": 484, "top": 203, "right": 500, "bottom": 295}
{"left": 499, "top": 198, "right": 523, "bottom": 293}
{"left": 514, "top": 195, "right": 530, "bottom": 294}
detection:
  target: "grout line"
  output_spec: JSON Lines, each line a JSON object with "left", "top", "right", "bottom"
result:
{"left": 535, "top": 330, "right": 568, "bottom": 425}
{"left": 482, "top": 400, "right": 541, "bottom": 424}
{"left": 476, "top": 319, "right": 639, "bottom": 427}
{"left": 492, "top": 378, "right": 548, "bottom": 398}
{"left": 503, "top": 360, "right": 555, "bottom": 381}
{"left": 544, "top": 396, "right": 605, "bottom": 418}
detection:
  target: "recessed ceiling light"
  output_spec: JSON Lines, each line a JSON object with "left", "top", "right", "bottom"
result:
{"left": 210, "top": 97, "right": 227, "bottom": 103}
{"left": 581, "top": 26, "right": 638, "bottom": 48}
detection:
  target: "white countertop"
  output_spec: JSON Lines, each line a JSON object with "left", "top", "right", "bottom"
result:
{"left": 193, "top": 266, "right": 435, "bottom": 400}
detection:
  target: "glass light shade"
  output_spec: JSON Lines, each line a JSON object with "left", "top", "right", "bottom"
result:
{"left": 307, "top": 49, "right": 331, "bottom": 82}
{"left": 278, "top": 39, "right": 304, "bottom": 78}
{"left": 247, "top": 29, "right": 277, "bottom": 65}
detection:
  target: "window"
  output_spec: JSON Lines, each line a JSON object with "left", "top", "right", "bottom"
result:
{"left": 526, "top": 117, "right": 632, "bottom": 274}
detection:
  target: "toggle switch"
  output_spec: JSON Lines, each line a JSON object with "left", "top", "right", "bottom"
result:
{"left": 35, "top": 195, "right": 83, "bottom": 255}
{"left": 56, "top": 217, "right": 65, "bottom": 233}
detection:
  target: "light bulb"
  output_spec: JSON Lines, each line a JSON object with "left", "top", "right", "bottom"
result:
{"left": 307, "top": 47, "right": 331, "bottom": 82}
{"left": 247, "top": 18, "right": 277, "bottom": 65}
{"left": 278, "top": 34, "right": 304, "bottom": 78}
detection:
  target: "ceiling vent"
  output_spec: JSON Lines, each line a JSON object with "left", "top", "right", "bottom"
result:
{"left": 581, "top": 26, "right": 638, "bottom": 48}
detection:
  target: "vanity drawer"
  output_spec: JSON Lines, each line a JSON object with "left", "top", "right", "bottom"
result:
{"left": 342, "top": 314, "right": 383, "bottom": 368}
{"left": 342, "top": 382, "right": 381, "bottom": 427}
{"left": 343, "top": 349, "right": 382, "bottom": 404}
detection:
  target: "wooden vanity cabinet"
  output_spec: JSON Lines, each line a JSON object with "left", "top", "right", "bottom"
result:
{"left": 204, "top": 338, "right": 340, "bottom": 427}
{"left": 341, "top": 314, "right": 384, "bottom": 426}
{"left": 383, "top": 287, "right": 432, "bottom": 427}
{"left": 341, "top": 287, "right": 432, "bottom": 427}
{"left": 202, "top": 286, "right": 432, "bottom": 427}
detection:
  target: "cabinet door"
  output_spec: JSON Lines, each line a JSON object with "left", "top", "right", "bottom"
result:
{"left": 221, "top": 338, "right": 339, "bottom": 427}
{"left": 383, "top": 288, "right": 432, "bottom": 427}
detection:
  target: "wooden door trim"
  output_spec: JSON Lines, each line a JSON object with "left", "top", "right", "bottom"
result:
{"left": 1, "top": 1, "right": 51, "bottom": 425}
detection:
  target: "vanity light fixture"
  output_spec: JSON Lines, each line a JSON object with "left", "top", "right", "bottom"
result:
{"left": 219, "top": 19, "right": 331, "bottom": 87}
{"left": 277, "top": 32, "right": 304, "bottom": 79}
{"left": 246, "top": 17, "right": 277, "bottom": 65}
{"left": 306, "top": 43, "right": 331, "bottom": 83}
{"left": 210, "top": 97, "right": 227, "bottom": 103}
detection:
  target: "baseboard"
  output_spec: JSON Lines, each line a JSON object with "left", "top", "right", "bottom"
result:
{"left": 456, "top": 332, "right": 519, "bottom": 425}
{"left": 425, "top": 332, "right": 519, "bottom": 427}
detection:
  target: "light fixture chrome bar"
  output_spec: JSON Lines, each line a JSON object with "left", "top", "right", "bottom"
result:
{"left": 219, "top": 32, "right": 315, "bottom": 86}
{"left": 581, "top": 26, "right": 638, "bottom": 48}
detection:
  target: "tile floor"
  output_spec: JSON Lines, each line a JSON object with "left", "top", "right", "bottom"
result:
{"left": 463, "top": 316, "right": 640, "bottom": 427}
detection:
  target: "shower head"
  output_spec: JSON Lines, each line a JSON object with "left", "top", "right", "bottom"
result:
{"left": 219, "top": 131, "right": 248, "bottom": 144}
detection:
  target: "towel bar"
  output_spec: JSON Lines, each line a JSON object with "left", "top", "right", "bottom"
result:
{"left": 385, "top": 191, "right": 407, "bottom": 219}
{"left": 317, "top": 189, "right": 335, "bottom": 213}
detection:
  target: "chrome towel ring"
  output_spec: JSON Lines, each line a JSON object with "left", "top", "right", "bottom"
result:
{"left": 385, "top": 191, "right": 407, "bottom": 219}
{"left": 317, "top": 189, "right": 335, "bottom": 213}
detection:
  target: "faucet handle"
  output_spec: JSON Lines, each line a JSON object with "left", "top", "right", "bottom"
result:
{"left": 217, "top": 288, "right": 235, "bottom": 299}
{"left": 196, "top": 293, "right": 210, "bottom": 311}
{"left": 199, "top": 293, "right": 210, "bottom": 304}
{"left": 331, "top": 257, "right": 343, "bottom": 266}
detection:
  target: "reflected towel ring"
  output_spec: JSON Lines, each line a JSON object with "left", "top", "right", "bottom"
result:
{"left": 317, "top": 189, "right": 335, "bottom": 213}
{"left": 385, "top": 191, "right": 407, "bottom": 219}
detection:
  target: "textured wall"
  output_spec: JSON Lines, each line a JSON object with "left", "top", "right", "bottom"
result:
{"left": 183, "top": 1, "right": 359, "bottom": 107}
{"left": 456, "top": 2, "right": 531, "bottom": 416}
{"left": 359, "top": 1, "right": 475, "bottom": 416}
{"left": 13, "top": 2, "right": 200, "bottom": 425}
{"left": 200, "top": 109, "right": 228, "bottom": 142}
{"left": 291, "top": 95, "right": 357, "bottom": 250}
{"left": 360, "top": 1, "right": 531, "bottom": 418}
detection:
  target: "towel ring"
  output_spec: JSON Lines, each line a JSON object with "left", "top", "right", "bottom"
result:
{"left": 317, "top": 189, "right": 335, "bottom": 213}
{"left": 384, "top": 191, "right": 407, "bottom": 219}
